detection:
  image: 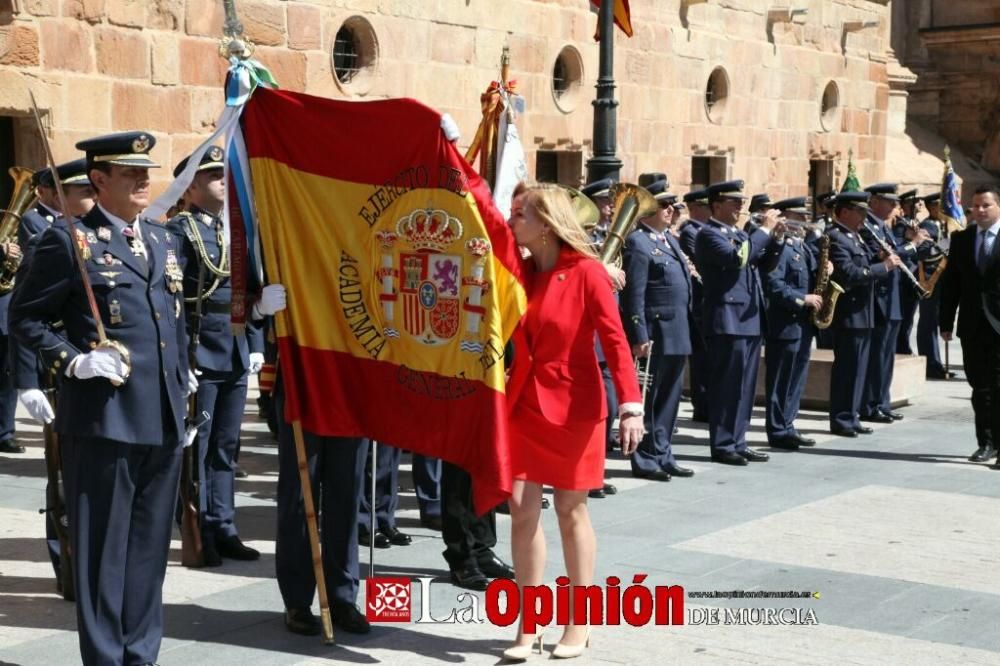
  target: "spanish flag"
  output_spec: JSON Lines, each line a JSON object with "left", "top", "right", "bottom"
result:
{"left": 592, "top": 0, "right": 634, "bottom": 38}
{"left": 241, "top": 88, "right": 527, "bottom": 511}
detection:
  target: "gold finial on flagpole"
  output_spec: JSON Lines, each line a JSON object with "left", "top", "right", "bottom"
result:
{"left": 219, "top": 0, "right": 255, "bottom": 60}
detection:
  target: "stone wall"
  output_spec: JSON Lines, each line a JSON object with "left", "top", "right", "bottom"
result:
{"left": 1, "top": 0, "right": 893, "bottom": 199}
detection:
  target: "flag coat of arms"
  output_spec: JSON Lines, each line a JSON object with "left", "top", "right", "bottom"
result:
{"left": 241, "top": 88, "right": 526, "bottom": 511}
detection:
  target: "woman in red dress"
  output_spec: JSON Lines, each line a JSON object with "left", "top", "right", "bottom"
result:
{"left": 503, "top": 183, "right": 643, "bottom": 660}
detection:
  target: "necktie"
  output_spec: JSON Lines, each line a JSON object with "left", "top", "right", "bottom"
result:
{"left": 978, "top": 230, "right": 992, "bottom": 274}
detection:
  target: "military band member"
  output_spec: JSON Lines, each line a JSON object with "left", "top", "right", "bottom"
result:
{"left": 9, "top": 131, "right": 196, "bottom": 665}
{"left": 827, "top": 192, "right": 902, "bottom": 436}
{"left": 859, "top": 183, "right": 927, "bottom": 423}
{"left": 745, "top": 193, "right": 774, "bottom": 233}
{"left": 166, "top": 148, "right": 264, "bottom": 566}
{"left": 763, "top": 197, "right": 823, "bottom": 450}
{"left": 917, "top": 193, "right": 953, "bottom": 379}
{"left": 622, "top": 180, "right": 694, "bottom": 480}
{"left": 813, "top": 191, "right": 838, "bottom": 351}
{"left": 894, "top": 189, "right": 921, "bottom": 355}
{"left": 678, "top": 188, "right": 711, "bottom": 422}
{"left": 694, "top": 180, "right": 783, "bottom": 466}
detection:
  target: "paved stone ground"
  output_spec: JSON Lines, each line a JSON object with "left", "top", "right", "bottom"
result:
{"left": 2, "top": 344, "right": 999, "bottom": 665}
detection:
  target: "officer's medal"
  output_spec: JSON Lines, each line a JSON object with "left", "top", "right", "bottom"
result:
{"left": 165, "top": 249, "right": 184, "bottom": 294}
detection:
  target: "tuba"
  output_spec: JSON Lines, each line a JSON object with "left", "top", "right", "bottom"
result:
{"left": 0, "top": 167, "right": 36, "bottom": 294}
{"left": 557, "top": 185, "right": 601, "bottom": 232}
{"left": 601, "top": 183, "right": 658, "bottom": 265}
{"left": 811, "top": 234, "right": 844, "bottom": 330}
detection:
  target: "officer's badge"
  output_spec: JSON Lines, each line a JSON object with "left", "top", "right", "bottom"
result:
{"left": 652, "top": 248, "right": 664, "bottom": 256}
{"left": 75, "top": 230, "right": 92, "bottom": 261}
{"left": 109, "top": 300, "right": 123, "bottom": 325}
{"left": 132, "top": 135, "right": 151, "bottom": 153}
{"left": 794, "top": 254, "right": 801, "bottom": 262}
{"left": 97, "top": 226, "right": 112, "bottom": 242}
{"left": 99, "top": 271, "right": 122, "bottom": 279}
{"left": 164, "top": 249, "right": 184, "bottom": 293}
{"left": 208, "top": 146, "right": 224, "bottom": 161}
{"left": 101, "top": 252, "right": 121, "bottom": 266}
{"left": 86, "top": 232, "right": 98, "bottom": 244}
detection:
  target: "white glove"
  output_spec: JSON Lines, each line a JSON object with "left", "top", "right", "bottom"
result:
{"left": 252, "top": 284, "right": 286, "bottom": 319}
{"left": 441, "top": 113, "right": 461, "bottom": 143}
{"left": 185, "top": 369, "right": 199, "bottom": 397}
{"left": 66, "top": 347, "right": 128, "bottom": 384}
{"left": 18, "top": 389, "right": 54, "bottom": 425}
{"left": 248, "top": 352, "right": 264, "bottom": 374}
{"left": 184, "top": 427, "right": 198, "bottom": 448}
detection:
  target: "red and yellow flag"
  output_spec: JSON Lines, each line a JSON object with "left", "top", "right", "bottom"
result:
{"left": 242, "top": 88, "right": 527, "bottom": 511}
{"left": 592, "top": 0, "right": 634, "bottom": 38}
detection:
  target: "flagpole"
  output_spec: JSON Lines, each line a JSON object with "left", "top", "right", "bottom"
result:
{"left": 218, "top": 0, "right": 334, "bottom": 646}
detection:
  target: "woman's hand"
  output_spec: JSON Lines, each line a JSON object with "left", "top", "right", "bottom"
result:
{"left": 619, "top": 415, "right": 644, "bottom": 456}
{"left": 604, "top": 264, "right": 626, "bottom": 291}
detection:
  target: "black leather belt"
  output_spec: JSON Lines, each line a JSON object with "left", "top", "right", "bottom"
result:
{"left": 202, "top": 301, "right": 231, "bottom": 315}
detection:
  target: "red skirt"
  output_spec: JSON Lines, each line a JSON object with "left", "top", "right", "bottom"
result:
{"left": 508, "top": 400, "right": 606, "bottom": 491}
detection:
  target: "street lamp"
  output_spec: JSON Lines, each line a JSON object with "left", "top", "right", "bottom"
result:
{"left": 585, "top": 0, "right": 623, "bottom": 184}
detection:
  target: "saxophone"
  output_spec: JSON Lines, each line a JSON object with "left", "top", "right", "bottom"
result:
{"left": 811, "top": 234, "right": 844, "bottom": 330}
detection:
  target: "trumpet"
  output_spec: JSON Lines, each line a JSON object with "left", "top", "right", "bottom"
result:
{"left": 634, "top": 340, "right": 655, "bottom": 403}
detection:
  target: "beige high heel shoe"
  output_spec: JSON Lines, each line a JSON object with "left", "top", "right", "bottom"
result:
{"left": 501, "top": 633, "right": 544, "bottom": 662}
{"left": 551, "top": 629, "right": 591, "bottom": 659}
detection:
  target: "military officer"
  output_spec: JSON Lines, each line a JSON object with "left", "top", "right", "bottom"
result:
{"left": 694, "top": 180, "right": 783, "bottom": 466}
{"left": 166, "top": 148, "right": 263, "bottom": 566}
{"left": 917, "top": 193, "right": 953, "bottom": 379}
{"left": 859, "top": 183, "right": 928, "bottom": 423}
{"left": 745, "top": 193, "right": 774, "bottom": 233}
{"left": 827, "top": 192, "right": 902, "bottom": 436}
{"left": 678, "top": 187, "right": 711, "bottom": 422}
{"left": 763, "top": 197, "right": 823, "bottom": 450}
{"left": 622, "top": 180, "right": 695, "bottom": 481}
{"left": 813, "top": 191, "right": 838, "bottom": 350}
{"left": 9, "top": 131, "right": 196, "bottom": 665}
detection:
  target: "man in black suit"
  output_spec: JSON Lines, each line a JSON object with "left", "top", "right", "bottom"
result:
{"left": 940, "top": 185, "right": 1000, "bottom": 467}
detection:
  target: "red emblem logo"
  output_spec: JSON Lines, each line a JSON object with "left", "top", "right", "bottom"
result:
{"left": 365, "top": 577, "right": 412, "bottom": 623}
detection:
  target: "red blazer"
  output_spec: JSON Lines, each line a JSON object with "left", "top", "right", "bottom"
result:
{"left": 508, "top": 248, "right": 641, "bottom": 425}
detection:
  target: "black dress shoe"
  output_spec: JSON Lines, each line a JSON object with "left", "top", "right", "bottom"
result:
{"left": 495, "top": 502, "right": 510, "bottom": 515}
{"left": 711, "top": 452, "right": 748, "bottom": 466}
{"left": 882, "top": 410, "right": 904, "bottom": 421}
{"left": 768, "top": 437, "right": 800, "bottom": 451}
{"left": 969, "top": 446, "right": 997, "bottom": 463}
{"left": 0, "top": 440, "right": 25, "bottom": 454}
{"left": 926, "top": 368, "right": 955, "bottom": 380}
{"left": 420, "top": 514, "right": 443, "bottom": 531}
{"left": 201, "top": 542, "right": 223, "bottom": 567}
{"left": 358, "top": 530, "right": 391, "bottom": 549}
{"left": 854, "top": 426, "right": 874, "bottom": 435}
{"left": 602, "top": 482, "right": 617, "bottom": 495}
{"left": 860, "top": 413, "right": 893, "bottom": 424}
{"left": 285, "top": 607, "right": 321, "bottom": 636}
{"left": 541, "top": 496, "right": 550, "bottom": 510}
{"left": 478, "top": 553, "right": 515, "bottom": 579}
{"left": 450, "top": 566, "right": 489, "bottom": 591}
{"left": 664, "top": 463, "right": 694, "bottom": 477}
{"left": 217, "top": 536, "right": 260, "bottom": 561}
{"left": 739, "top": 448, "right": 769, "bottom": 462}
{"left": 382, "top": 525, "right": 411, "bottom": 546}
{"left": 831, "top": 427, "right": 858, "bottom": 438}
{"left": 791, "top": 432, "right": 816, "bottom": 446}
{"left": 331, "top": 602, "right": 371, "bottom": 634}
{"left": 632, "top": 469, "right": 671, "bottom": 481}
{"left": 234, "top": 465, "right": 249, "bottom": 479}
{"left": 691, "top": 412, "right": 709, "bottom": 423}
{"left": 587, "top": 487, "right": 606, "bottom": 498}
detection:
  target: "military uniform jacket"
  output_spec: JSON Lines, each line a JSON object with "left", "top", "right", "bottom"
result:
{"left": 764, "top": 237, "right": 817, "bottom": 341}
{"left": 166, "top": 206, "right": 262, "bottom": 374}
{"left": 863, "top": 213, "right": 917, "bottom": 323}
{"left": 17, "top": 202, "right": 58, "bottom": 247}
{"left": 694, "top": 219, "right": 777, "bottom": 337}
{"left": 621, "top": 223, "right": 692, "bottom": 356}
{"left": 9, "top": 206, "right": 190, "bottom": 445}
{"left": 679, "top": 219, "right": 704, "bottom": 320}
{"left": 828, "top": 221, "right": 890, "bottom": 330}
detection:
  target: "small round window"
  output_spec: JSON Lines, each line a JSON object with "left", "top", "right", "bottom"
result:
{"left": 551, "top": 46, "right": 584, "bottom": 114}
{"left": 820, "top": 80, "right": 841, "bottom": 132}
{"left": 331, "top": 16, "right": 379, "bottom": 96}
{"left": 705, "top": 66, "right": 730, "bottom": 124}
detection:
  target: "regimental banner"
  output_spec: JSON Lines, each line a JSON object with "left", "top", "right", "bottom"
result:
{"left": 242, "top": 88, "right": 527, "bottom": 512}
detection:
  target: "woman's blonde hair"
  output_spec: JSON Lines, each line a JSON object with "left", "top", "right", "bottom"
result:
{"left": 512, "top": 181, "right": 599, "bottom": 260}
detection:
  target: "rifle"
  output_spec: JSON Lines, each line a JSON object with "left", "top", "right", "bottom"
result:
{"left": 39, "top": 381, "right": 74, "bottom": 601}
{"left": 180, "top": 259, "right": 208, "bottom": 567}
